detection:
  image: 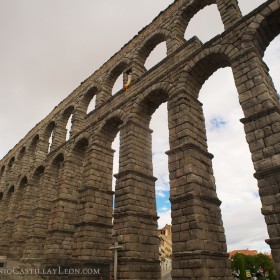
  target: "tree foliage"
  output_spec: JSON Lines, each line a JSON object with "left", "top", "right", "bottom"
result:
{"left": 231, "top": 253, "right": 276, "bottom": 280}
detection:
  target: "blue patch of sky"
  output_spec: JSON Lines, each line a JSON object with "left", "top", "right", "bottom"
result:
{"left": 253, "top": 191, "right": 260, "bottom": 198}
{"left": 155, "top": 180, "right": 170, "bottom": 212}
{"left": 156, "top": 192, "right": 171, "bottom": 213}
{"left": 208, "top": 116, "right": 227, "bottom": 131}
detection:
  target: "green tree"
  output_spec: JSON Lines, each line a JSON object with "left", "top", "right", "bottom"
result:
{"left": 255, "top": 253, "right": 276, "bottom": 280}
{"left": 244, "top": 255, "right": 258, "bottom": 275}
{"left": 231, "top": 253, "right": 276, "bottom": 280}
{"left": 232, "top": 253, "right": 247, "bottom": 280}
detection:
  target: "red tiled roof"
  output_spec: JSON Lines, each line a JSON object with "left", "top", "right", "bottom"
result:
{"left": 229, "top": 250, "right": 258, "bottom": 257}
{"left": 229, "top": 250, "right": 272, "bottom": 259}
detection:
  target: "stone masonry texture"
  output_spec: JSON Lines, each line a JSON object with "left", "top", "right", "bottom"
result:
{"left": 0, "top": 0, "right": 280, "bottom": 279}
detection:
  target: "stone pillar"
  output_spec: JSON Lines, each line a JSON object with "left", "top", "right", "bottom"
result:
{"left": 19, "top": 153, "right": 31, "bottom": 176}
{"left": 43, "top": 141, "right": 89, "bottom": 266}
{"left": 114, "top": 119, "right": 160, "bottom": 280}
{"left": 10, "top": 180, "right": 35, "bottom": 259}
{"left": 23, "top": 163, "right": 61, "bottom": 263}
{"left": 43, "top": 160, "right": 75, "bottom": 265}
{"left": 216, "top": 0, "right": 242, "bottom": 30}
{"left": 0, "top": 169, "right": 7, "bottom": 251}
{"left": 6, "top": 163, "right": 16, "bottom": 188}
{"left": 167, "top": 91, "right": 232, "bottom": 280}
{"left": 33, "top": 139, "right": 49, "bottom": 165}
{"left": 0, "top": 166, "right": 7, "bottom": 191}
{"left": 0, "top": 192, "right": 9, "bottom": 255}
{"left": 71, "top": 107, "right": 86, "bottom": 135}
{"left": 131, "top": 60, "right": 146, "bottom": 79}
{"left": 96, "top": 86, "right": 112, "bottom": 106}
{"left": 0, "top": 187, "right": 18, "bottom": 257}
{"left": 51, "top": 124, "right": 67, "bottom": 150}
{"left": 24, "top": 147, "right": 36, "bottom": 174}
{"left": 166, "top": 32, "right": 186, "bottom": 55}
{"left": 72, "top": 140, "right": 114, "bottom": 269}
{"left": 0, "top": 191, "right": 5, "bottom": 222}
{"left": 232, "top": 49, "right": 280, "bottom": 277}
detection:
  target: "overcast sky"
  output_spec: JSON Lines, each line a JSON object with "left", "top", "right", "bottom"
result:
{"left": 0, "top": 0, "right": 278, "bottom": 253}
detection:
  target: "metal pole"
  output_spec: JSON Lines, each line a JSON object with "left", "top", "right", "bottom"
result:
{"left": 110, "top": 241, "right": 122, "bottom": 280}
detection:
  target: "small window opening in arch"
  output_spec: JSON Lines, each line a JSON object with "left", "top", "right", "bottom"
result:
{"left": 184, "top": 4, "right": 224, "bottom": 43}
{"left": 74, "top": 138, "right": 89, "bottom": 153}
{"left": 8, "top": 157, "right": 15, "bottom": 168}
{"left": 63, "top": 106, "right": 74, "bottom": 142}
{"left": 48, "top": 130, "right": 54, "bottom": 153}
{"left": 263, "top": 34, "right": 280, "bottom": 99}
{"left": 84, "top": 87, "right": 98, "bottom": 114}
{"left": 52, "top": 153, "right": 64, "bottom": 177}
{"left": 112, "top": 132, "right": 120, "bottom": 209}
{"left": 19, "top": 176, "right": 28, "bottom": 188}
{"left": 87, "top": 94, "right": 96, "bottom": 114}
{"left": 112, "top": 74, "right": 124, "bottom": 96}
{"left": 0, "top": 166, "right": 5, "bottom": 177}
{"left": 0, "top": 192, "right": 3, "bottom": 201}
{"left": 30, "top": 135, "right": 39, "bottom": 154}
{"left": 123, "top": 70, "right": 132, "bottom": 92}
{"left": 238, "top": 0, "right": 266, "bottom": 16}
{"left": 144, "top": 42, "right": 167, "bottom": 71}
{"left": 18, "top": 147, "right": 26, "bottom": 160}
{"left": 53, "top": 153, "right": 64, "bottom": 168}
{"left": 99, "top": 116, "right": 122, "bottom": 214}
{"left": 8, "top": 185, "right": 15, "bottom": 196}
{"left": 66, "top": 114, "right": 73, "bottom": 141}
{"left": 45, "top": 121, "right": 55, "bottom": 153}
{"left": 34, "top": 165, "right": 45, "bottom": 179}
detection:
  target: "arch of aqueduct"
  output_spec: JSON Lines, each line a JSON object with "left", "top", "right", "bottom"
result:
{"left": 0, "top": 0, "right": 280, "bottom": 279}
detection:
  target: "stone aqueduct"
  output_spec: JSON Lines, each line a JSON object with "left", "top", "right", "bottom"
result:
{"left": 0, "top": 0, "right": 280, "bottom": 279}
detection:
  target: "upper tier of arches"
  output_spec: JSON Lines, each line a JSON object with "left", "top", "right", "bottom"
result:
{"left": 0, "top": 0, "right": 278, "bottom": 195}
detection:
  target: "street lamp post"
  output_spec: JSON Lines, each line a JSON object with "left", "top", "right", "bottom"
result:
{"left": 109, "top": 241, "right": 122, "bottom": 280}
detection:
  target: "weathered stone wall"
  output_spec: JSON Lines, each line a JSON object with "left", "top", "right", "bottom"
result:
{"left": 0, "top": 0, "right": 280, "bottom": 279}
